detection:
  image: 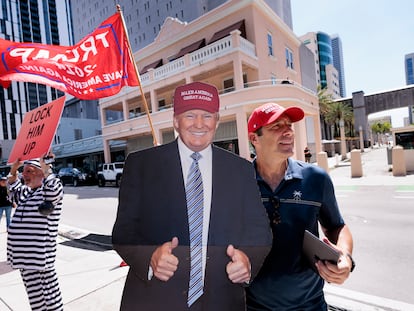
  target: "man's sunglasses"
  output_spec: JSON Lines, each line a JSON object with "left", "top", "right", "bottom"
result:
{"left": 268, "top": 196, "right": 281, "bottom": 225}
{"left": 261, "top": 196, "right": 282, "bottom": 225}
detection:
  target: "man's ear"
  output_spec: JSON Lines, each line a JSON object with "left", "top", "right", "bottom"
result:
{"left": 248, "top": 132, "right": 257, "bottom": 145}
{"left": 173, "top": 115, "right": 179, "bottom": 130}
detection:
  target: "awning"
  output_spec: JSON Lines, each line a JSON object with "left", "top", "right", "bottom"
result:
{"left": 173, "top": 38, "right": 206, "bottom": 59}
{"left": 208, "top": 20, "right": 246, "bottom": 44}
{"left": 139, "top": 59, "right": 163, "bottom": 74}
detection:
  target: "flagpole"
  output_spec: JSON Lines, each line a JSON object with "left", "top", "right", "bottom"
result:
{"left": 116, "top": 4, "right": 158, "bottom": 146}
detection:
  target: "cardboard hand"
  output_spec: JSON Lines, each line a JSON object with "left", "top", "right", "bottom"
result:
{"left": 226, "top": 244, "right": 251, "bottom": 284}
{"left": 150, "top": 237, "right": 179, "bottom": 281}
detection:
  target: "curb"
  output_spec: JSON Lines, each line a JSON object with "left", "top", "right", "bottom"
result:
{"left": 325, "top": 285, "right": 414, "bottom": 311}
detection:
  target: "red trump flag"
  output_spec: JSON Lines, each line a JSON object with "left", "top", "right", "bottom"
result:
{"left": 0, "top": 12, "right": 139, "bottom": 99}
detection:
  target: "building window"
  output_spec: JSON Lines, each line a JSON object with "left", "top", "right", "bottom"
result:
{"left": 74, "top": 129, "right": 83, "bottom": 140}
{"left": 223, "top": 74, "right": 248, "bottom": 92}
{"left": 271, "top": 74, "right": 277, "bottom": 85}
{"left": 158, "top": 99, "right": 167, "bottom": 110}
{"left": 223, "top": 78, "right": 234, "bottom": 93}
{"left": 243, "top": 73, "right": 248, "bottom": 88}
{"left": 129, "top": 107, "right": 142, "bottom": 118}
{"left": 396, "top": 131, "right": 414, "bottom": 149}
{"left": 267, "top": 33, "right": 273, "bottom": 56}
{"left": 285, "top": 48, "right": 294, "bottom": 69}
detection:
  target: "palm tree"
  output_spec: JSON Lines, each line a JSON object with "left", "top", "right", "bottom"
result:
{"left": 324, "top": 101, "right": 354, "bottom": 138}
{"left": 317, "top": 85, "right": 335, "bottom": 139}
{"left": 317, "top": 85, "right": 354, "bottom": 159}
{"left": 371, "top": 121, "right": 391, "bottom": 145}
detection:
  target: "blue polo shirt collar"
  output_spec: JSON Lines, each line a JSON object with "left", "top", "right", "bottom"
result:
{"left": 253, "top": 157, "right": 304, "bottom": 182}
{"left": 285, "top": 158, "right": 304, "bottom": 180}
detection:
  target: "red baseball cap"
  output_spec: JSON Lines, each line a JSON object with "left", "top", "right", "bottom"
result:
{"left": 173, "top": 81, "right": 219, "bottom": 115}
{"left": 248, "top": 103, "right": 304, "bottom": 133}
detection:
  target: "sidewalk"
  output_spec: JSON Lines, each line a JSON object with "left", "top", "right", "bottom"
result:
{"left": 0, "top": 147, "right": 413, "bottom": 310}
{"left": 326, "top": 146, "right": 414, "bottom": 187}
{"left": 0, "top": 224, "right": 127, "bottom": 311}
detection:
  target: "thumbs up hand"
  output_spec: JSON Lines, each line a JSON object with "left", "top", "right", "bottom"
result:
{"left": 150, "top": 237, "right": 179, "bottom": 281}
{"left": 226, "top": 244, "right": 251, "bottom": 284}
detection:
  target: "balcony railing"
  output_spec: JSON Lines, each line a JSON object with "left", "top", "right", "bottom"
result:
{"left": 152, "top": 58, "right": 185, "bottom": 80}
{"left": 140, "top": 34, "right": 256, "bottom": 86}
{"left": 52, "top": 136, "right": 103, "bottom": 157}
{"left": 101, "top": 33, "right": 256, "bottom": 105}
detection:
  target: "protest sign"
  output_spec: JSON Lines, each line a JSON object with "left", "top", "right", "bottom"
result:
{"left": 7, "top": 96, "right": 66, "bottom": 164}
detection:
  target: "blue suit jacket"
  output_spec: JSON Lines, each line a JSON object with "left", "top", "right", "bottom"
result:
{"left": 112, "top": 140, "right": 271, "bottom": 310}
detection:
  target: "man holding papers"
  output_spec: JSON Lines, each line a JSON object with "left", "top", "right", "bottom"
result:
{"left": 246, "top": 103, "right": 354, "bottom": 311}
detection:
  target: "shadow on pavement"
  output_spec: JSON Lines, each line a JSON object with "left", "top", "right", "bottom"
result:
{"left": 61, "top": 233, "right": 113, "bottom": 251}
{"left": 0, "top": 261, "right": 13, "bottom": 276}
{"left": 63, "top": 186, "right": 119, "bottom": 199}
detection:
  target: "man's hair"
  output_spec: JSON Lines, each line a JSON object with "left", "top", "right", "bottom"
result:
{"left": 249, "top": 127, "right": 263, "bottom": 153}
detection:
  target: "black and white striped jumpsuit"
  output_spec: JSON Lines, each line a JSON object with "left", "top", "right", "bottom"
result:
{"left": 7, "top": 174, "right": 63, "bottom": 311}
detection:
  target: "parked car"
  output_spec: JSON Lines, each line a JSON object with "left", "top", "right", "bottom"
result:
{"left": 97, "top": 162, "right": 123, "bottom": 187}
{"left": 57, "top": 167, "right": 94, "bottom": 186}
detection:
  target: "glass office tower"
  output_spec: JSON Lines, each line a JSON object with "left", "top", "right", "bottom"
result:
{"left": 316, "top": 31, "right": 333, "bottom": 90}
{"left": 405, "top": 53, "right": 414, "bottom": 85}
{"left": 0, "top": 0, "right": 72, "bottom": 165}
{"left": 331, "top": 35, "right": 346, "bottom": 97}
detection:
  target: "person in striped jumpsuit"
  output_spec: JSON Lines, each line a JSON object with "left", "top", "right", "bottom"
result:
{"left": 7, "top": 156, "right": 64, "bottom": 311}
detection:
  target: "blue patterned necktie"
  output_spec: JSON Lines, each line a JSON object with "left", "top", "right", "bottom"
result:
{"left": 186, "top": 152, "right": 204, "bottom": 307}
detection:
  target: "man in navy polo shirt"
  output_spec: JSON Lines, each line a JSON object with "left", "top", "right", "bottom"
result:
{"left": 246, "top": 103, "right": 355, "bottom": 310}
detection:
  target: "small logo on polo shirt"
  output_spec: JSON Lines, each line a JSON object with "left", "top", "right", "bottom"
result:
{"left": 293, "top": 190, "right": 302, "bottom": 201}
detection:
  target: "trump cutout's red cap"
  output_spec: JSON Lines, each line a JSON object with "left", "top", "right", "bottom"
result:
{"left": 173, "top": 81, "right": 219, "bottom": 115}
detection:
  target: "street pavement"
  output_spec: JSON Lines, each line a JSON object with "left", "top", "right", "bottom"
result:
{"left": 0, "top": 146, "right": 414, "bottom": 311}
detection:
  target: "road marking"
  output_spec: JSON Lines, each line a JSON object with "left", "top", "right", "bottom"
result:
{"left": 394, "top": 196, "right": 414, "bottom": 199}
{"left": 396, "top": 185, "right": 414, "bottom": 191}
{"left": 335, "top": 194, "right": 348, "bottom": 198}
{"left": 335, "top": 187, "right": 356, "bottom": 198}
{"left": 336, "top": 186, "right": 358, "bottom": 191}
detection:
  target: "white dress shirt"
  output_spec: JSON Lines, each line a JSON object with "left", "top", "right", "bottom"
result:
{"left": 148, "top": 138, "right": 212, "bottom": 281}
{"left": 177, "top": 137, "right": 212, "bottom": 283}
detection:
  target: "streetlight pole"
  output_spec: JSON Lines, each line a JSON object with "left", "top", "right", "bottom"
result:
{"left": 340, "top": 119, "right": 347, "bottom": 160}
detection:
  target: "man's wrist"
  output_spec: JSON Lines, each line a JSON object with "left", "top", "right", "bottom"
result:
{"left": 346, "top": 253, "right": 355, "bottom": 272}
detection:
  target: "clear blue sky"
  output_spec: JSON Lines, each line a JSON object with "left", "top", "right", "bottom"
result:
{"left": 291, "top": 1, "right": 414, "bottom": 97}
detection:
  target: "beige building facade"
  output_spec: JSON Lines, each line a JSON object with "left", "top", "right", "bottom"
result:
{"left": 99, "top": 0, "right": 321, "bottom": 163}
